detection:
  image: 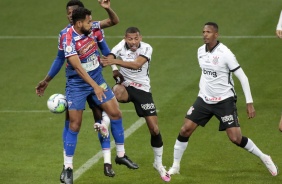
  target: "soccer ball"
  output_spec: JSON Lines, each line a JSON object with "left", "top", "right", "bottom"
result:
{"left": 47, "top": 94, "right": 67, "bottom": 113}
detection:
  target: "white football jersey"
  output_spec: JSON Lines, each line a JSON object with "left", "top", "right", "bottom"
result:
{"left": 197, "top": 42, "right": 240, "bottom": 104}
{"left": 110, "top": 40, "right": 153, "bottom": 92}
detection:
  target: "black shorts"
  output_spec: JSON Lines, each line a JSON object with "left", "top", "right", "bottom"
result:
{"left": 125, "top": 86, "right": 157, "bottom": 117}
{"left": 185, "top": 97, "right": 240, "bottom": 131}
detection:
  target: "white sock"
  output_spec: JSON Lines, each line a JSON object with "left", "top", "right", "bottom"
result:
{"left": 116, "top": 144, "right": 125, "bottom": 157}
{"left": 102, "top": 111, "right": 110, "bottom": 127}
{"left": 63, "top": 150, "right": 67, "bottom": 166}
{"left": 153, "top": 146, "right": 163, "bottom": 166}
{"left": 65, "top": 156, "right": 73, "bottom": 169}
{"left": 103, "top": 149, "right": 111, "bottom": 164}
{"left": 172, "top": 140, "right": 188, "bottom": 168}
{"left": 244, "top": 138, "right": 264, "bottom": 158}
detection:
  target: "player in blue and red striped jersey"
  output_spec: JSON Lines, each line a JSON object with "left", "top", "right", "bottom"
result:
{"left": 35, "top": 1, "right": 135, "bottom": 183}
{"left": 60, "top": 7, "right": 135, "bottom": 183}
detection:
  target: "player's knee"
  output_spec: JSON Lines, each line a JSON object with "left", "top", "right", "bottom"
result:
{"left": 69, "top": 123, "right": 81, "bottom": 132}
{"left": 69, "top": 119, "right": 82, "bottom": 132}
{"left": 230, "top": 136, "right": 243, "bottom": 146}
{"left": 108, "top": 109, "right": 122, "bottom": 120}
{"left": 180, "top": 126, "right": 193, "bottom": 137}
{"left": 149, "top": 127, "right": 159, "bottom": 136}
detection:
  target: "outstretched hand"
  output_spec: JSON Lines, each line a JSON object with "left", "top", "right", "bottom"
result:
{"left": 100, "top": 55, "right": 116, "bottom": 67}
{"left": 35, "top": 80, "right": 48, "bottom": 97}
{"left": 98, "top": 0, "right": 110, "bottom": 9}
{"left": 246, "top": 103, "right": 256, "bottom": 119}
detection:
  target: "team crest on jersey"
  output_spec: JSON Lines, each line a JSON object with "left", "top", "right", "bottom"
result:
{"left": 68, "top": 101, "right": 72, "bottom": 108}
{"left": 66, "top": 46, "right": 73, "bottom": 53}
{"left": 187, "top": 106, "right": 194, "bottom": 115}
{"left": 212, "top": 56, "right": 219, "bottom": 65}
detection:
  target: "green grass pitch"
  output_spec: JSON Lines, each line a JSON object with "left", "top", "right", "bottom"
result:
{"left": 0, "top": 0, "right": 282, "bottom": 183}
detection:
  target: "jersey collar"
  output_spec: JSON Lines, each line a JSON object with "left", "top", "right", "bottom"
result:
{"left": 205, "top": 41, "right": 220, "bottom": 53}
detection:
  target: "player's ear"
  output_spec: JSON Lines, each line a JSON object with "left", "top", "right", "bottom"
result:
{"left": 77, "top": 20, "right": 82, "bottom": 28}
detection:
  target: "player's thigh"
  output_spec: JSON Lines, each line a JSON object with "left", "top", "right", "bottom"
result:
{"left": 100, "top": 97, "right": 122, "bottom": 119}
{"left": 186, "top": 97, "right": 213, "bottom": 127}
{"left": 214, "top": 97, "right": 240, "bottom": 131}
{"left": 226, "top": 127, "right": 242, "bottom": 144}
{"left": 129, "top": 88, "right": 157, "bottom": 117}
{"left": 144, "top": 115, "right": 159, "bottom": 134}
{"left": 180, "top": 118, "right": 198, "bottom": 137}
{"left": 112, "top": 84, "right": 129, "bottom": 103}
{"left": 87, "top": 96, "right": 102, "bottom": 121}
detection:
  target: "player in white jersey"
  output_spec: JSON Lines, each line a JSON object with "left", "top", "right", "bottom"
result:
{"left": 101, "top": 27, "right": 171, "bottom": 182}
{"left": 168, "top": 22, "right": 278, "bottom": 177}
{"left": 276, "top": 10, "right": 282, "bottom": 38}
{"left": 276, "top": 10, "right": 282, "bottom": 131}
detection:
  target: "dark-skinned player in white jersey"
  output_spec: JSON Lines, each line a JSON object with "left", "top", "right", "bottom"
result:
{"left": 167, "top": 22, "right": 278, "bottom": 177}
{"left": 101, "top": 27, "right": 171, "bottom": 182}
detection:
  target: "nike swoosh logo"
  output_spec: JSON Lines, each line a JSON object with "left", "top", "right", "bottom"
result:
{"left": 228, "top": 121, "right": 234, "bottom": 125}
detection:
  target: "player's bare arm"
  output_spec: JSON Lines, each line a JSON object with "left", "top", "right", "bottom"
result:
{"left": 101, "top": 56, "right": 147, "bottom": 70}
{"left": 98, "top": 0, "right": 119, "bottom": 29}
{"left": 67, "top": 55, "right": 106, "bottom": 102}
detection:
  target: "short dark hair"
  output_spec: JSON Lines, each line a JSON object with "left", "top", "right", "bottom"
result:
{"left": 205, "top": 22, "right": 218, "bottom": 32}
{"left": 125, "top": 27, "right": 141, "bottom": 35}
{"left": 72, "top": 7, "right": 92, "bottom": 24}
{"left": 66, "top": 0, "right": 84, "bottom": 9}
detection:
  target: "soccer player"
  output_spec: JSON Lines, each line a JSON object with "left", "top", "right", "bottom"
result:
{"left": 167, "top": 22, "right": 278, "bottom": 177}
{"left": 276, "top": 10, "right": 282, "bottom": 38}
{"left": 35, "top": 1, "right": 137, "bottom": 183}
{"left": 276, "top": 10, "right": 282, "bottom": 131}
{"left": 58, "top": 7, "right": 137, "bottom": 184}
{"left": 101, "top": 27, "right": 171, "bottom": 182}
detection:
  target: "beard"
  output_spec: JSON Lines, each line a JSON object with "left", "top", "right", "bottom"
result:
{"left": 81, "top": 27, "right": 91, "bottom": 36}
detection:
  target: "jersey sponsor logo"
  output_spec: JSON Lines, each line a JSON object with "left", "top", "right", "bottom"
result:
{"left": 204, "top": 96, "right": 222, "bottom": 102}
{"left": 141, "top": 103, "right": 155, "bottom": 110}
{"left": 187, "top": 106, "right": 194, "bottom": 115}
{"left": 203, "top": 69, "right": 217, "bottom": 78}
{"left": 221, "top": 115, "right": 234, "bottom": 123}
{"left": 78, "top": 40, "right": 96, "bottom": 56}
{"left": 130, "top": 68, "right": 142, "bottom": 73}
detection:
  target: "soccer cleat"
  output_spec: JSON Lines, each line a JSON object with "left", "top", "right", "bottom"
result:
{"left": 260, "top": 154, "right": 278, "bottom": 176}
{"left": 168, "top": 165, "right": 180, "bottom": 175}
{"left": 93, "top": 122, "right": 109, "bottom": 138}
{"left": 115, "top": 155, "right": 139, "bottom": 169}
{"left": 60, "top": 165, "right": 65, "bottom": 183}
{"left": 63, "top": 167, "right": 73, "bottom": 184}
{"left": 153, "top": 163, "right": 171, "bottom": 182}
{"left": 104, "top": 163, "right": 115, "bottom": 177}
